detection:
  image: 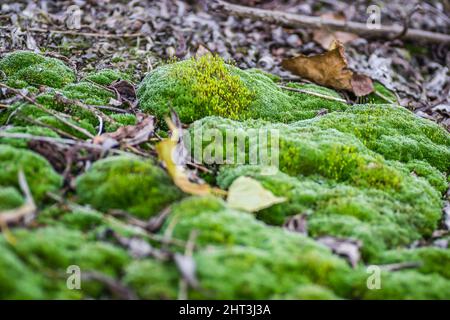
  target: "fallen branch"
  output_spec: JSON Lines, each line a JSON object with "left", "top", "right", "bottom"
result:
{"left": 26, "top": 27, "right": 144, "bottom": 39}
{"left": 209, "top": 0, "right": 450, "bottom": 44}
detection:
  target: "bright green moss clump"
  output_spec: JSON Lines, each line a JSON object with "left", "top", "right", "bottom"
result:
{"left": 0, "top": 145, "right": 62, "bottom": 202}
{"left": 0, "top": 186, "right": 24, "bottom": 210}
{"left": 137, "top": 54, "right": 347, "bottom": 124}
{"left": 83, "top": 69, "right": 131, "bottom": 86}
{"left": 189, "top": 110, "right": 448, "bottom": 259}
{"left": 76, "top": 156, "right": 183, "bottom": 218}
{"left": 0, "top": 51, "right": 76, "bottom": 88}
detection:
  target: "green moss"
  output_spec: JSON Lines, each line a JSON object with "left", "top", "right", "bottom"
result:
{"left": 62, "top": 81, "right": 115, "bottom": 105}
{"left": 0, "top": 125, "right": 59, "bottom": 148}
{"left": 0, "top": 226, "right": 130, "bottom": 298}
{"left": 137, "top": 54, "right": 347, "bottom": 124}
{"left": 0, "top": 186, "right": 24, "bottom": 210}
{"left": 366, "top": 82, "right": 398, "bottom": 104}
{"left": 301, "top": 104, "right": 450, "bottom": 172}
{"left": 1, "top": 103, "right": 97, "bottom": 138}
{"left": 162, "top": 196, "right": 354, "bottom": 299}
{"left": 0, "top": 51, "right": 76, "bottom": 88}
{"left": 37, "top": 115, "right": 96, "bottom": 138}
{"left": 361, "top": 271, "right": 450, "bottom": 299}
{"left": 271, "top": 284, "right": 339, "bottom": 300}
{"left": 375, "top": 247, "right": 450, "bottom": 279}
{"left": 0, "top": 145, "right": 62, "bottom": 202}
{"left": 217, "top": 164, "right": 441, "bottom": 260}
{"left": 76, "top": 156, "right": 183, "bottom": 218}
{"left": 123, "top": 260, "right": 179, "bottom": 299}
{"left": 105, "top": 113, "right": 137, "bottom": 132}
{"left": 83, "top": 69, "right": 131, "bottom": 86}
{"left": 0, "top": 239, "right": 46, "bottom": 299}
{"left": 189, "top": 113, "right": 447, "bottom": 258}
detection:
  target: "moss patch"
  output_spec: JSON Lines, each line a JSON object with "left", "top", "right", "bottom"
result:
{"left": 0, "top": 145, "right": 62, "bottom": 202}
{"left": 0, "top": 51, "right": 76, "bottom": 88}
{"left": 137, "top": 55, "right": 348, "bottom": 124}
{"left": 76, "top": 156, "right": 184, "bottom": 218}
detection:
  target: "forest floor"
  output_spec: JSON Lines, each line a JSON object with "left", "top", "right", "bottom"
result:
{"left": 0, "top": 0, "right": 449, "bottom": 300}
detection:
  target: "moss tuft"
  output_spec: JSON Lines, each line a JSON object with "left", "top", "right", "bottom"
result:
{"left": 76, "top": 156, "right": 183, "bottom": 218}
{"left": 137, "top": 55, "right": 347, "bottom": 124}
{"left": 0, "top": 51, "right": 76, "bottom": 88}
{"left": 0, "top": 145, "right": 62, "bottom": 202}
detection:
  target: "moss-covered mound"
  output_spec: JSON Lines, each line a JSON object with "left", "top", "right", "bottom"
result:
{"left": 0, "top": 52, "right": 449, "bottom": 300}
{"left": 0, "top": 145, "right": 62, "bottom": 202}
{"left": 75, "top": 156, "right": 183, "bottom": 218}
{"left": 189, "top": 103, "right": 449, "bottom": 259}
{"left": 0, "top": 51, "right": 76, "bottom": 89}
{"left": 124, "top": 196, "right": 450, "bottom": 300}
{"left": 137, "top": 54, "right": 349, "bottom": 124}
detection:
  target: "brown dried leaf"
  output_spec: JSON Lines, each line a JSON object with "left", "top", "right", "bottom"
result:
{"left": 108, "top": 79, "right": 137, "bottom": 107}
{"left": 317, "top": 236, "right": 361, "bottom": 268}
{"left": 283, "top": 213, "right": 308, "bottom": 235}
{"left": 93, "top": 113, "right": 155, "bottom": 146}
{"left": 282, "top": 40, "right": 373, "bottom": 96}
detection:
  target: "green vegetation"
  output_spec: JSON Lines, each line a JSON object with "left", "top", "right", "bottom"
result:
{"left": 0, "top": 51, "right": 76, "bottom": 88}
{"left": 75, "top": 156, "right": 183, "bottom": 218}
{"left": 0, "top": 145, "right": 62, "bottom": 202}
{"left": 137, "top": 54, "right": 348, "bottom": 124}
{"left": 0, "top": 52, "right": 449, "bottom": 300}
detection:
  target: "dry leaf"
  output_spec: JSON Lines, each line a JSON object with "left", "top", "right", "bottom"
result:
{"left": 283, "top": 213, "right": 308, "bottom": 235}
{"left": 313, "top": 12, "right": 358, "bottom": 49}
{"left": 93, "top": 113, "right": 155, "bottom": 147}
{"left": 156, "top": 112, "right": 225, "bottom": 196}
{"left": 227, "top": 176, "right": 286, "bottom": 212}
{"left": 317, "top": 236, "right": 361, "bottom": 268}
{"left": 282, "top": 40, "right": 373, "bottom": 96}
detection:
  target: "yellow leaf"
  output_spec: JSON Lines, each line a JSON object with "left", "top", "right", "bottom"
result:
{"left": 227, "top": 176, "right": 286, "bottom": 212}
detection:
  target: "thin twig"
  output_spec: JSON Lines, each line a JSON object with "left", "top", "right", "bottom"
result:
{"left": 25, "top": 27, "right": 144, "bottom": 39}
{"left": 0, "top": 83, "right": 94, "bottom": 139}
{"left": 279, "top": 85, "right": 347, "bottom": 103}
{"left": 209, "top": 0, "right": 450, "bottom": 44}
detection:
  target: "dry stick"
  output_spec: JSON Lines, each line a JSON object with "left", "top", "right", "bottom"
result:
{"left": 279, "top": 85, "right": 347, "bottom": 103}
{"left": 25, "top": 27, "right": 144, "bottom": 39}
{"left": 0, "top": 83, "right": 94, "bottom": 139}
{"left": 0, "top": 132, "right": 130, "bottom": 156}
{"left": 0, "top": 170, "right": 36, "bottom": 226}
{"left": 210, "top": 0, "right": 450, "bottom": 44}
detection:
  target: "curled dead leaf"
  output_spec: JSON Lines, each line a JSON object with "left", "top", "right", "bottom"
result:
{"left": 282, "top": 40, "right": 373, "bottom": 96}
{"left": 93, "top": 113, "right": 156, "bottom": 147}
{"left": 317, "top": 236, "right": 361, "bottom": 268}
